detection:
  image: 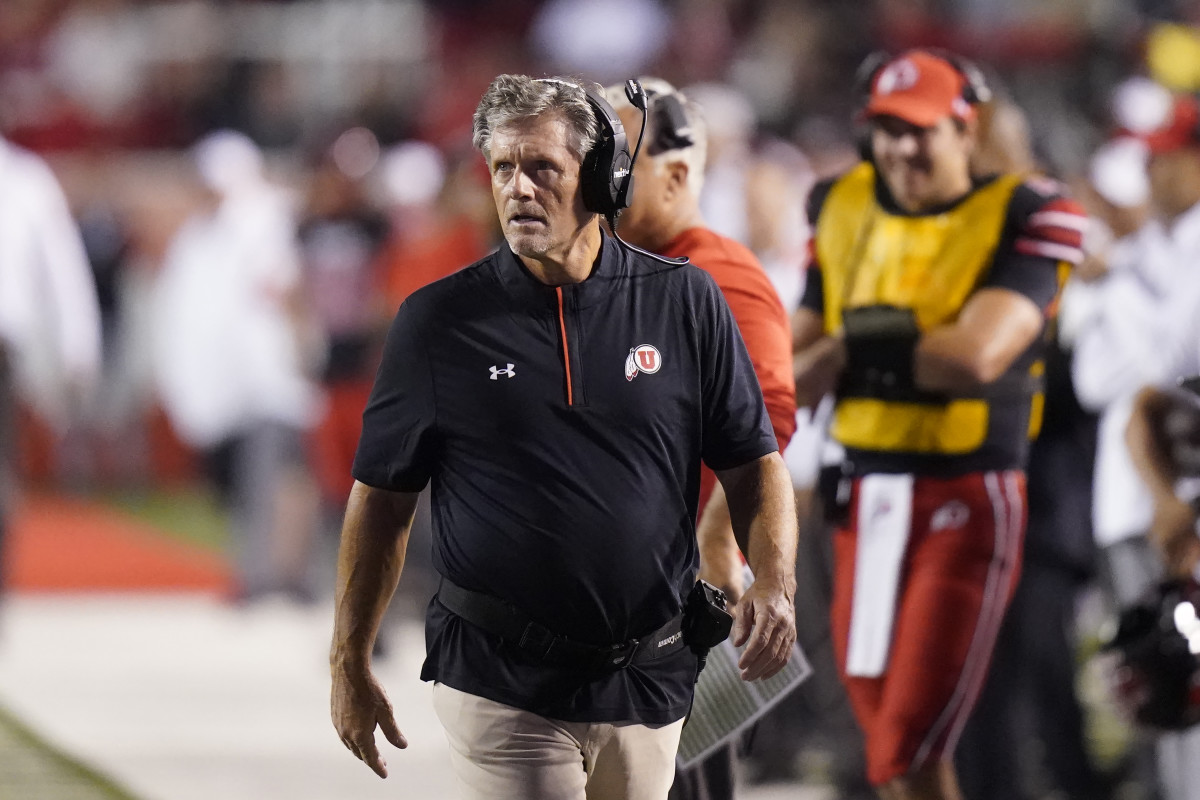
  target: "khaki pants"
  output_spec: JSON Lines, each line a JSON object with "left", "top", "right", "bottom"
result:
{"left": 432, "top": 683, "right": 684, "bottom": 800}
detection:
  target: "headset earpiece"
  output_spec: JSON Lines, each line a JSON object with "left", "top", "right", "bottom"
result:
{"left": 854, "top": 51, "right": 890, "bottom": 162}
{"left": 581, "top": 86, "right": 634, "bottom": 220}
{"left": 855, "top": 49, "right": 992, "bottom": 112}
{"left": 854, "top": 50, "right": 892, "bottom": 100}
{"left": 922, "top": 47, "right": 993, "bottom": 107}
{"left": 646, "top": 92, "right": 695, "bottom": 155}
{"left": 593, "top": 76, "right": 690, "bottom": 266}
{"left": 944, "top": 53, "right": 992, "bottom": 106}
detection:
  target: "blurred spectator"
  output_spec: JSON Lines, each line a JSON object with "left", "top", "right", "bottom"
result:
{"left": 152, "top": 129, "right": 321, "bottom": 603}
{"left": 743, "top": 138, "right": 813, "bottom": 316}
{"left": 296, "top": 126, "right": 389, "bottom": 520}
{"left": 56, "top": 155, "right": 142, "bottom": 488}
{"left": 745, "top": 397, "right": 875, "bottom": 799}
{"left": 734, "top": 121, "right": 871, "bottom": 799}
{"left": 956, "top": 325, "right": 1108, "bottom": 800}
{"left": 1071, "top": 101, "right": 1176, "bottom": 612}
{"left": 529, "top": 0, "right": 672, "bottom": 84}
{"left": 682, "top": 81, "right": 816, "bottom": 312}
{"left": 950, "top": 92, "right": 1108, "bottom": 799}
{"left": 793, "top": 47, "right": 1087, "bottom": 799}
{"left": 684, "top": 82, "right": 758, "bottom": 247}
{"left": 1072, "top": 84, "right": 1200, "bottom": 800}
{"left": 374, "top": 140, "right": 493, "bottom": 310}
{"left": 0, "top": 132, "right": 102, "bottom": 591}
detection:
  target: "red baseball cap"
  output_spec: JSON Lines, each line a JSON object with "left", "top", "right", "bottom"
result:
{"left": 864, "top": 50, "right": 976, "bottom": 128}
{"left": 1137, "top": 94, "right": 1200, "bottom": 155}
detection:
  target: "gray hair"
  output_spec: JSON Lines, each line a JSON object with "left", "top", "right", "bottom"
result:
{"left": 605, "top": 77, "right": 708, "bottom": 197}
{"left": 472, "top": 74, "right": 599, "bottom": 164}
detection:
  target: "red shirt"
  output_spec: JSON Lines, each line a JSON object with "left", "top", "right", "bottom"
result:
{"left": 661, "top": 227, "right": 797, "bottom": 507}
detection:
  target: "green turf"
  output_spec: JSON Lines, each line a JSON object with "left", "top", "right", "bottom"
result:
{"left": 100, "top": 487, "right": 230, "bottom": 553}
{"left": 0, "top": 703, "right": 143, "bottom": 800}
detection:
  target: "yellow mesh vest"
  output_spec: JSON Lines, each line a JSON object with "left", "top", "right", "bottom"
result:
{"left": 815, "top": 163, "right": 1027, "bottom": 455}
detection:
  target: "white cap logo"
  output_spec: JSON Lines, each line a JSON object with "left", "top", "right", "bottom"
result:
{"left": 876, "top": 58, "right": 920, "bottom": 95}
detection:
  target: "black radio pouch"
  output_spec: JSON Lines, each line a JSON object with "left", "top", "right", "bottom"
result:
{"left": 682, "top": 580, "right": 733, "bottom": 649}
{"left": 818, "top": 461, "right": 854, "bottom": 527}
{"left": 682, "top": 580, "right": 734, "bottom": 678}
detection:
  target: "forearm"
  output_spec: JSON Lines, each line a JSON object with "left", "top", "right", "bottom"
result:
{"left": 913, "top": 325, "right": 1000, "bottom": 393}
{"left": 835, "top": 290, "right": 1044, "bottom": 398}
{"left": 696, "top": 483, "right": 744, "bottom": 599}
{"left": 331, "top": 482, "right": 418, "bottom": 670}
{"left": 912, "top": 289, "right": 1045, "bottom": 394}
{"left": 793, "top": 335, "right": 846, "bottom": 409}
{"left": 1126, "top": 388, "right": 1179, "bottom": 504}
{"left": 721, "top": 453, "right": 798, "bottom": 595}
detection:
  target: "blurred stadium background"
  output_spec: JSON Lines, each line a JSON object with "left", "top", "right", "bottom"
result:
{"left": 0, "top": 0, "right": 1193, "bottom": 797}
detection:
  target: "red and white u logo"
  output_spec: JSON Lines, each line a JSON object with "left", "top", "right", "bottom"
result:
{"left": 625, "top": 344, "right": 662, "bottom": 381}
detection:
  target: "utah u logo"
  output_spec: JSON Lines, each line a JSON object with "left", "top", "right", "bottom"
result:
{"left": 625, "top": 344, "right": 662, "bottom": 381}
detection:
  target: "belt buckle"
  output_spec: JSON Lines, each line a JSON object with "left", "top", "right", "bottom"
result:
{"left": 604, "top": 638, "right": 639, "bottom": 670}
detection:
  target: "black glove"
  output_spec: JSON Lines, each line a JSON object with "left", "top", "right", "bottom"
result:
{"left": 840, "top": 305, "right": 920, "bottom": 397}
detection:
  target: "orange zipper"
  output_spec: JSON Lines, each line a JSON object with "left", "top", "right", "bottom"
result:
{"left": 555, "top": 287, "right": 574, "bottom": 406}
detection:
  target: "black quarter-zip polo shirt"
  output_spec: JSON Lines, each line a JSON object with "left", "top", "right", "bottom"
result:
{"left": 352, "top": 233, "right": 777, "bottom": 723}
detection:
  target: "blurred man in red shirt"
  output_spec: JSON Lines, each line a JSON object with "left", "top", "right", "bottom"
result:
{"left": 606, "top": 76, "right": 797, "bottom": 800}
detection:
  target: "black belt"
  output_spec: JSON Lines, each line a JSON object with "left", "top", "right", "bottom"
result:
{"left": 436, "top": 578, "right": 687, "bottom": 672}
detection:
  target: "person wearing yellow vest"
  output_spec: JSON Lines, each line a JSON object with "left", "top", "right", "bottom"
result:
{"left": 792, "top": 49, "right": 1086, "bottom": 800}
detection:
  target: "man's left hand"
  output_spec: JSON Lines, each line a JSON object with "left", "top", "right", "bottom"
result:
{"left": 730, "top": 577, "right": 795, "bottom": 681}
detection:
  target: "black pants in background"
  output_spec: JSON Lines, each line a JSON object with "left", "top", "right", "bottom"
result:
{"left": 956, "top": 560, "right": 1105, "bottom": 800}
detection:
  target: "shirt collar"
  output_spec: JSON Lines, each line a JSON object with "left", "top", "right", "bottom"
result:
{"left": 872, "top": 165, "right": 998, "bottom": 217}
{"left": 492, "top": 231, "right": 627, "bottom": 309}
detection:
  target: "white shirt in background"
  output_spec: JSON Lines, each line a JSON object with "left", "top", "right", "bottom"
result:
{"left": 0, "top": 137, "right": 102, "bottom": 428}
{"left": 1071, "top": 202, "right": 1200, "bottom": 546}
{"left": 153, "top": 183, "right": 319, "bottom": 448}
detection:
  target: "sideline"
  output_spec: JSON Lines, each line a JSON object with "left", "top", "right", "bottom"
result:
{"left": 0, "top": 701, "right": 143, "bottom": 800}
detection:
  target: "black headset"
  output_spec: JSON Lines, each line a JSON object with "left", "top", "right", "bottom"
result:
{"left": 855, "top": 48, "right": 992, "bottom": 112}
{"left": 581, "top": 85, "right": 635, "bottom": 221}
{"left": 643, "top": 87, "right": 696, "bottom": 155}
{"left": 535, "top": 77, "right": 687, "bottom": 264}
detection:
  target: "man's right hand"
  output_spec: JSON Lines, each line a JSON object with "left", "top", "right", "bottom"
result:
{"left": 331, "top": 663, "right": 407, "bottom": 778}
{"left": 730, "top": 574, "right": 796, "bottom": 682}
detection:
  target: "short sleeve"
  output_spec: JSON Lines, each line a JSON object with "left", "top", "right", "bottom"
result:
{"left": 798, "top": 178, "right": 835, "bottom": 316}
{"left": 719, "top": 275, "right": 797, "bottom": 451}
{"left": 798, "top": 252, "right": 825, "bottom": 314}
{"left": 983, "top": 179, "right": 1087, "bottom": 312}
{"left": 696, "top": 273, "right": 779, "bottom": 471}
{"left": 351, "top": 302, "right": 438, "bottom": 491}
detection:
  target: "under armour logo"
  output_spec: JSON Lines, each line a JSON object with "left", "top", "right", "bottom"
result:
{"left": 489, "top": 363, "right": 516, "bottom": 380}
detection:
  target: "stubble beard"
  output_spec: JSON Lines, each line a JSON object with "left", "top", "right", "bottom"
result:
{"left": 505, "top": 229, "right": 553, "bottom": 259}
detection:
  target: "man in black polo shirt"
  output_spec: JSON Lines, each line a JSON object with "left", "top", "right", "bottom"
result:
{"left": 330, "top": 74, "right": 798, "bottom": 800}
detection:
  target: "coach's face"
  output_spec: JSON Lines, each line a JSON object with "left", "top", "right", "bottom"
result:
{"left": 871, "top": 113, "right": 974, "bottom": 213}
{"left": 489, "top": 111, "right": 592, "bottom": 262}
